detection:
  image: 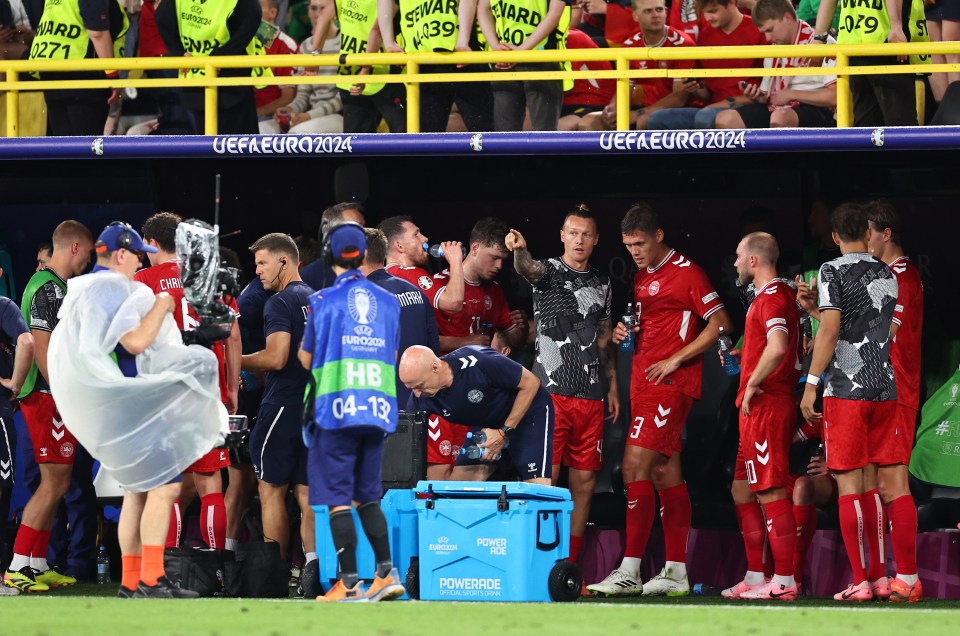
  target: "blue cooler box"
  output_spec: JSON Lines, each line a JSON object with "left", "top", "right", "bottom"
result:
{"left": 313, "top": 489, "right": 419, "bottom": 599}
{"left": 414, "top": 481, "right": 581, "bottom": 602}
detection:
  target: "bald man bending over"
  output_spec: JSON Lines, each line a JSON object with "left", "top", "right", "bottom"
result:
{"left": 400, "top": 345, "right": 553, "bottom": 484}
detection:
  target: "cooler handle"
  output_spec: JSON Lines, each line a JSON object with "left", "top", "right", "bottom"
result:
{"left": 536, "top": 511, "right": 560, "bottom": 551}
{"left": 497, "top": 485, "right": 509, "bottom": 512}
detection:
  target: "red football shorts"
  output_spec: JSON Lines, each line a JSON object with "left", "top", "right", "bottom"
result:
{"left": 426, "top": 414, "right": 468, "bottom": 465}
{"left": 734, "top": 393, "right": 796, "bottom": 492}
{"left": 891, "top": 404, "right": 918, "bottom": 465}
{"left": 551, "top": 394, "right": 605, "bottom": 472}
{"left": 626, "top": 384, "right": 693, "bottom": 456}
{"left": 184, "top": 447, "right": 231, "bottom": 473}
{"left": 822, "top": 397, "right": 898, "bottom": 470}
{"left": 20, "top": 392, "right": 77, "bottom": 465}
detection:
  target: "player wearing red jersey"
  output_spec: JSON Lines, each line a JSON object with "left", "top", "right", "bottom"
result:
{"left": 380, "top": 215, "right": 465, "bottom": 315}
{"left": 138, "top": 213, "right": 239, "bottom": 552}
{"left": 381, "top": 215, "right": 468, "bottom": 480}
{"left": 723, "top": 233, "right": 803, "bottom": 601}
{"left": 579, "top": 0, "right": 696, "bottom": 131}
{"left": 865, "top": 201, "right": 923, "bottom": 602}
{"left": 589, "top": 204, "right": 731, "bottom": 597}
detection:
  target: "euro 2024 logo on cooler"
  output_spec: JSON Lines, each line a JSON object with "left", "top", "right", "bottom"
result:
{"left": 348, "top": 287, "right": 377, "bottom": 336}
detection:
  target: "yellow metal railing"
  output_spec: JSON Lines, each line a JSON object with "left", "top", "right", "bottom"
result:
{"left": 3, "top": 42, "right": 960, "bottom": 136}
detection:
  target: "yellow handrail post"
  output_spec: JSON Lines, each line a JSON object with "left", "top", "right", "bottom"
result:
{"left": 616, "top": 56, "right": 629, "bottom": 131}
{"left": 205, "top": 63, "right": 218, "bottom": 135}
{"left": 6, "top": 69, "right": 18, "bottom": 138}
{"left": 836, "top": 53, "right": 851, "bottom": 128}
{"left": 406, "top": 60, "right": 420, "bottom": 133}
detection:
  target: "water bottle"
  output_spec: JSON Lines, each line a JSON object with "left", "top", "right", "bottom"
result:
{"left": 692, "top": 583, "right": 722, "bottom": 596}
{"left": 717, "top": 327, "right": 741, "bottom": 376}
{"left": 461, "top": 445, "right": 485, "bottom": 460}
{"left": 466, "top": 431, "right": 487, "bottom": 445}
{"left": 97, "top": 546, "right": 111, "bottom": 584}
{"left": 619, "top": 303, "right": 636, "bottom": 353}
{"left": 807, "top": 443, "right": 825, "bottom": 476}
{"left": 424, "top": 242, "right": 468, "bottom": 259}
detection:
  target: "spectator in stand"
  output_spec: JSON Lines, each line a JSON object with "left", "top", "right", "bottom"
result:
{"left": 715, "top": 0, "right": 836, "bottom": 129}
{"left": 27, "top": 0, "right": 125, "bottom": 135}
{"left": 670, "top": 0, "right": 703, "bottom": 39}
{"left": 559, "top": 27, "right": 615, "bottom": 130}
{"left": 647, "top": 0, "right": 766, "bottom": 130}
{"left": 813, "top": 0, "right": 925, "bottom": 126}
{"left": 256, "top": 0, "right": 298, "bottom": 132}
{"left": 0, "top": 0, "right": 34, "bottom": 60}
{"left": 477, "top": 0, "right": 572, "bottom": 131}
{"left": 796, "top": 0, "right": 838, "bottom": 33}
{"left": 286, "top": 0, "right": 313, "bottom": 42}
{"left": 313, "top": 0, "right": 406, "bottom": 133}
{"left": 262, "top": 0, "right": 343, "bottom": 134}
{"left": 579, "top": 0, "right": 696, "bottom": 131}
{"left": 578, "top": 0, "right": 641, "bottom": 46}
{"left": 157, "top": 0, "right": 266, "bottom": 134}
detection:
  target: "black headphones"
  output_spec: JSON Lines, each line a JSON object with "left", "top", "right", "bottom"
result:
{"left": 322, "top": 221, "right": 364, "bottom": 268}
{"left": 95, "top": 221, "right": 136, "bottom": 254}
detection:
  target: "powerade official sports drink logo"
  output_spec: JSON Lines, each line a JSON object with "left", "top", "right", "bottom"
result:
{"left": 438, "top": 577, "right": 502, "bottom": 597}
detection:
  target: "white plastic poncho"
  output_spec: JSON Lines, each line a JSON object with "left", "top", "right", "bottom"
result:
{"left": 48, "top": 270, "right": 227, "bottom": 493}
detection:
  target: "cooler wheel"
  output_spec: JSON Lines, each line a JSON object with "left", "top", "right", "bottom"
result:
{"left": 548, "top": 560, "right": 582, "bottom": 602}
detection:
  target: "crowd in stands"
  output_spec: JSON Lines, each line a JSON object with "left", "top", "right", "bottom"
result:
{"left": 1, "top": 0, "right": 955, "bottom": 135}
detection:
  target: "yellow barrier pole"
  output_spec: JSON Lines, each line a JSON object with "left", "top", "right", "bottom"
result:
{"left": 616, "top": 57, "right": 630, "bottom": 131}
{"left": 836, "top": 53, "right": 851, "bottom": 128}
{"left": 406, "top": 60, "right": 420, "bottom": 133}
{"left": 6, "top": 69, "right": 18, "bottom": 138}
{"left": 205, "top": 64, "right": 218, "bottom": 135}
{"left": 916, "top": 78, "right": 925, "bottom": 125}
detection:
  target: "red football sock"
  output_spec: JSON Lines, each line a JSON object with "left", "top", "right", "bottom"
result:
{"left": 12, "top": 523, "right": 38, "bottom": 558}
{"left": 32, "top": 529, "right": 51, "bottom": 561}
{"left": 861, "top": 489, "right": 886, "bottom": 582}
{"left": 887, "top": 495, "right": 918, "bottom": 576}
{"left": 793, "top": 504, "right": 817, "bottom": 582}
{"left": 121, "top": 555, "right": 142, "bottom": 591}
{"left": 200, "top": 493, "right": 227, "bottom": 550}
{"left": 165, "top": 499, "right": 181, "bottom": 549}
{"left": 624, "top": 480, "right": 655, "bottom": 559}
{"left": 762, "top": 498, "right": 797, "bottom": 578}
{"left": 838, "top": 494, "right": 867, "bottom": 584}
{"left": 568, "top": 534, "right": 584, "bottom": 563}
{"left": 763, "top": 537, "right": 775, "bottom": 579}
{"left": 659, "top": 482, "right": 691, "bottom": 563}
{"left": 735, "top": 501, "right": 766, "bottom": 574}
{"left": 140, "top": 545, "right": 165, "bottom": 587}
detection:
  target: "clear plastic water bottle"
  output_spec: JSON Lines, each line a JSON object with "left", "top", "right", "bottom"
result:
{"left": 97, "top": 546, "right": 111, "bottom": 584}
{"left": 461, "top": 445, "right": 485, "bottom": 460}
{"left": 619, "top": 303, "right": 636, "bottom": 353}
{"left": 466, "top": 431, "right": 487, "bottom": 445}
{"left": 717, "top": 327, "right": 741, "bottom": 376}
{"left": 424, "top": 242, "right": 467, "bottom": 259}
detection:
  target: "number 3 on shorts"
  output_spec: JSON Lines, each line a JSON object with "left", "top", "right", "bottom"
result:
{"left": 629, "top": 416, "right": 644, "bottom": 439}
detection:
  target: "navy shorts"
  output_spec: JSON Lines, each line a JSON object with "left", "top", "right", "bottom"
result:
{"left": 0, "top": 414, "right": 16, "bottom": 489}
{"left": 308, "top": 428, "right": 384, "bottom": 507}
{"left": 456, "top": 395, "right": 554, "bottom": 480}
{"left": 251, "top": 402, "right": 308, "bottom": 486}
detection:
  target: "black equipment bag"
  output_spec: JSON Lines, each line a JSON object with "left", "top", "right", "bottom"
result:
{"left": 224, "top": 541, "right": 289, "bottom": 598}
{"left": 381, "top": 410, "right": 427, "bottom": 490}
{"left": 163, "top": 547, "right": 225, "bottom": 597}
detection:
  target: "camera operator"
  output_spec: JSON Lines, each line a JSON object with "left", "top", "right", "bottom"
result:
{"left": 136, "top": 212, "right": 240, "bottom": 551}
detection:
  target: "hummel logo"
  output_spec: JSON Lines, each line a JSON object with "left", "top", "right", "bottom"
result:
{"left": 657, "top": 404, "right": 671, "bottom": 417}
{"left": 428, "top": 428, "right": 441, "bottom": 441}
{"left": 672, "top": 256, "right": 691, "bottom": 268}
{"left": 754, "top": 440, "right": 768, "bottom": 453}
{"left": 654, "top": 414, "right": 668, "bottom": 428}
{"left": 458, "top": 355, "right": 478, "bottom": 369}
{"left": 428, "top": 417, "right": 440, "bottom": 430}
{"left": 766, "top": 519, "right": 773, "bottom": 533}
{"left": 52, "top": 416, "right": 64, "bottom": 429}
{"left": 627, "top": 500, "right": 638, "bottom": 510}
{"left": 756, "top": 453, "right": 770, "bottom": 465}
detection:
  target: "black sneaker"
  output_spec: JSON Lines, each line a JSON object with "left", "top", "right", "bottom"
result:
{"left": 133, "top": 576, "right": 200, "bottom": 599}
{"left": 117, "top": 585, "right": 137, "bottom": 599}
{"left": 299, "top": 559, "right": 322, "bottom": 599}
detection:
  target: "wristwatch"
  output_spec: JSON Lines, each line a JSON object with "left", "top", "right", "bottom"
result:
{"left": 812, "top": 33, "right": 829, "bottom": 43}
{"left": 499, "top": 425, "right": 516, "bottom": 441}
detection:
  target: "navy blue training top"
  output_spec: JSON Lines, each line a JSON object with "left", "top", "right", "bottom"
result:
{"left": 407, "top": 346, "right": 550, "bottom": 427}
{"left": 367, "top": 268, "right": 440, "bottom": 408}
{"left": 0, "top": 295, "right": 29, "bottom": 417}
{"left": 237, "top": 277, "right": 273, "bottom": 355}
{"left": 262, "top": 280, "right": 314, "bottom": 405}
{"left": 300, "top": 259, "right": 335, "bottom": 292}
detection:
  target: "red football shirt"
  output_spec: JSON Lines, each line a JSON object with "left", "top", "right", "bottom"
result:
{"left": 889, "top": 257, "right": 923, "bottom": 410}
{"left": 736, "top": 278, "right": 803, "bottom": 407}
{"left": 385, "top": 264, "right": 437, "bottom": 295}
{"left": 564, "top": 28, "right": 615, "bottom": 107}
{"left": 603, "top": 4, "right": 642, "bottom": 46}
{"left": 632, "top": 250, "right": 724, "bottom": 400}
{"left": 254, "top": 32, "right": 297, "bottom": 109}
{"left": 669, "top": 0, "right": 702, "bottom": 42}
{"left": 432, "top": 271, "right": 513, "bottom": 353}
{"left": 623, "top": 26, "right": 696, "bottom": 107}
{"left": 696, "top": 16, "right": 766, "bottom": 102}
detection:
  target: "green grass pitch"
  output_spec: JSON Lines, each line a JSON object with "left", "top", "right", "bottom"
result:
{"left": 4, "top": 585, "right": 960, "bottom": 636}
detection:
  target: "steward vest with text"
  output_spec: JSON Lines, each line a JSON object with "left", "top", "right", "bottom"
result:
{"left": 336, "top": 0, "right": 388, "bottom": 95}
{"left": 29, "top": 0, "right": 128, "bottom": 62}
{"left": 174, "top": 0, "right": 272, "bottom": 84}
